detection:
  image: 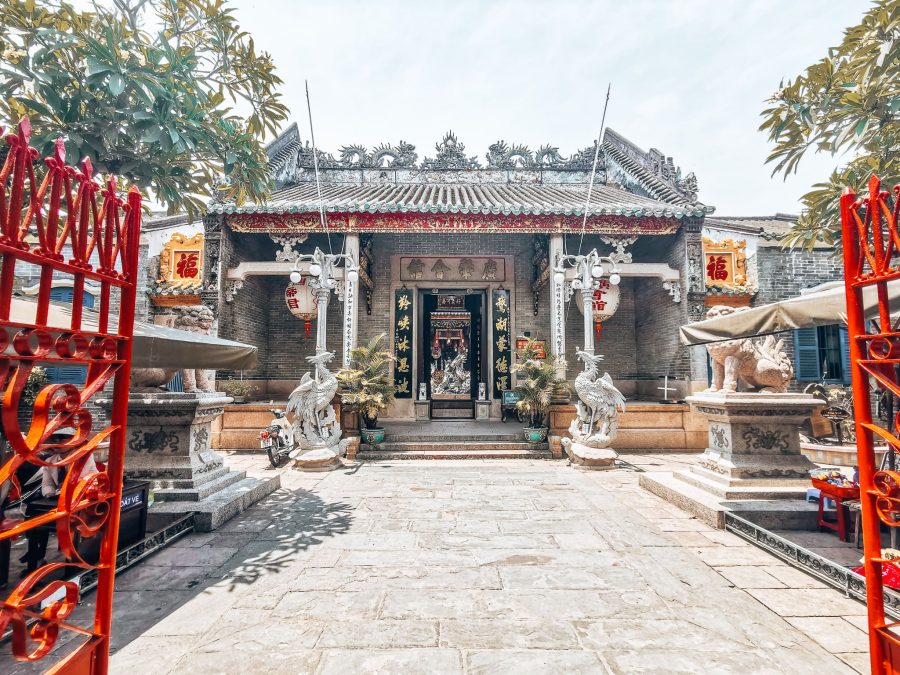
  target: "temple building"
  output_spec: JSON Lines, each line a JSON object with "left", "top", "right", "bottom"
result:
{"left": 189, "top": 125, "right": 844, "bottom": 440}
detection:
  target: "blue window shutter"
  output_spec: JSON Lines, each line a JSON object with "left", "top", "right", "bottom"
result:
{"left": 45, "top": 365, "right": 87, "bottom": 385}
{"left": 166, "top": 371, "right": 184, "bottom": 392}
{"left": 794, "top": 328, "right": 821, "bottom": 381}
{"left": 45, "top": 288, "right": 92, "bottom": 385}
{"left": 49, "top": 287, "right": 73, "bottom": 303}
{"left": 838, "top": 326, "right": 851, "bottom": 385}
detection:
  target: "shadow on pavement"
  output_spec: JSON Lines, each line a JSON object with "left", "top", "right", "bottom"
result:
{"left": 2, "top": 485, "right": 353, "bottom": 673}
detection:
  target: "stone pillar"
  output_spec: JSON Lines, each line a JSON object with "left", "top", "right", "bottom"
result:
{"left": 103, "top": 392, "right": 279, "bottom": 531}
{"left": 549, "top": 234, "right": 566, "bottom": 378}
{"left": 343, "top": 234, "right": 360, "bottom": 367}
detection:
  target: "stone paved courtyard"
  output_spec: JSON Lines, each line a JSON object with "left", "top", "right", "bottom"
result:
{"left": 8, "top": 453, "right": 872, "bottom": 674}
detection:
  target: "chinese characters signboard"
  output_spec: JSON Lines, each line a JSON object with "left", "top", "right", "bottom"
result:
{"left": 492, "top": 289, "right": 512, "bottom": 398}
{"left": 158, "top": 232, "right": 205, "bottom": 288}
{"left": 394, "top": 289, "right": 413, "bottom": 397}
{"left": 702, "top": 236, "right": 748, "bottom": 290}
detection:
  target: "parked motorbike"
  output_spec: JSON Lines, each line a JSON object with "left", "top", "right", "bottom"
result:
{"left": 259, "top": 409, "right": 294, "bottom": 467}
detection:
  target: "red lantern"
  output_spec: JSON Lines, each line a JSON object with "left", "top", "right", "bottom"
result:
{"left": 285, "top": 279, "right": 318, "bottom": 337}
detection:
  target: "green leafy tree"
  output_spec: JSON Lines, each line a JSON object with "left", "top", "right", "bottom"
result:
{"left": 0, "top": 0, "right": 288, "bottom": 218}
{"left": 760, "top": 0, "right": 900, "bottom": 250}
{"left": 336, "top": 334, "right": 397, "bottom": 429}
{"left": 513, "top": 339, "right": 568, "bottom": 429}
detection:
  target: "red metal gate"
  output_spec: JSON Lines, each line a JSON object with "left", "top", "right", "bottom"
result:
{"left": 0, "top": 118, "right": 141, "bottom": 672}
{"left": 842, "top": 175, "right": 900, "bottom": 674}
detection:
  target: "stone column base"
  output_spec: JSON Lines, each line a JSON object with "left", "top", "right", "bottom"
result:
{"left": 100, "top": 392, "right": 280, "bottom": 531}
{"left": 639, "top": 391, "right": 825, "bottom": 529}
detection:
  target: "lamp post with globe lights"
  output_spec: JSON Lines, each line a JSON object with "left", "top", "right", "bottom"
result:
{"left": 289, "top": 247, "right": 359, "bottom": 356}
{"left": 553, "top": 248, "right": 621, "bottom": 356}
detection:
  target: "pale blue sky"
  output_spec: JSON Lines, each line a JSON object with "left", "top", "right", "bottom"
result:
{"left": 232, "top": 0, "right": 870, "bottom": 216}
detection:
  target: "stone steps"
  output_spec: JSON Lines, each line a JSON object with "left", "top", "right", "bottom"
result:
{"left": 152, "top": 470, "right": 247, "bottom": 502}
{"left": 380, "top": 433, "right": 525, "bottom": 443}
{"left": 359, "top": 442, "right": 551, "bottom": 460}
{"left": 149, "top": 474, "right": 281, "bottom": 532}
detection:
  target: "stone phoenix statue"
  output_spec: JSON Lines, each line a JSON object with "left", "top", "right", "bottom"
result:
{"left": 287, "top": 351, "right": 349, "bottom": 468}
{"left": 569, "top": 350, "right": 627, "bottom": 447}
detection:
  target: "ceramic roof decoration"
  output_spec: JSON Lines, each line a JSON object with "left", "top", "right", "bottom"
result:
{"left": 250, "top": 124, "right": 712, "bottom": 221}
{"left": 208, "top": 181, "right": 711, "bottom": 218}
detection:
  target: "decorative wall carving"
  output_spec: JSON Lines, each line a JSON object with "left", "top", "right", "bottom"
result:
{"left": 227, "top": 212, "right": 683, "bottom": 236}
{"left": 271, "top": 233, "right": 308, "bottom": 262}
{"left": 702, "top": 235, "right": 756, "bottom": 293}
{"left": 600, "top": 235, "right": 637, "bottom": 264}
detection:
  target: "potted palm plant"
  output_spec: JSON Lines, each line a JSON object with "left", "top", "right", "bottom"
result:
{"left": 513, "top": 339, "right": 568, "bottom": 443}
{"left": 336, "top": 334, "right": 397, "bottom": 444}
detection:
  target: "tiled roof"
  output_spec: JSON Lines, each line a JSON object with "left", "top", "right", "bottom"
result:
{"left": 602, "top": 141, "right": 686, "bottom": 205}
{"left": 209, "top": 182, "right": 712, "bottom": 219}
{"left": 149, "top": 279, "right": 202, "bottom": 296}
{"left": 711, "top": 214, "right": 802, "bottom": 242}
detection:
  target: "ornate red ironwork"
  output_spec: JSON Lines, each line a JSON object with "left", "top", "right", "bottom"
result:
{"left": 842, "top": 175, "right": 900, "bottom": 674}
{"left": 0, "top": 118, "right": 142, "bottom": 672}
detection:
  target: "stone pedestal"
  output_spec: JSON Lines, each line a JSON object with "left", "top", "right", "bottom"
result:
{"left": 415, "top": 399, "right": 431, "bottom": 421}
{"left": 685, "top": 392, "right": 820, "bottom": 498}
{"left": 294, "top": 446, "right": 344, "bottom": 471}
{"left": 562, "top": 438, "right": 618, "bottom": 470}
{"left": 640, "top": 392, "right": 824, "bottom": 528}
{"left": 475, "top": 399, "right": 491, "bottom": 421}
{"left": 102, "top": 392, "right": 280, "bottom": 531}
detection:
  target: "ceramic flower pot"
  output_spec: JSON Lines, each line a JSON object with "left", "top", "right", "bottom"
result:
{"left": 361, "top": 427, "right": 385, "bottom": 444}
{"left": 523, "top": 427, "right": 548, "bottom": 443}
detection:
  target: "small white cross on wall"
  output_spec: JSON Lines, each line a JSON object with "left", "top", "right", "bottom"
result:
{"left": 658, "top": 376, "right": 677, "bottom": 401}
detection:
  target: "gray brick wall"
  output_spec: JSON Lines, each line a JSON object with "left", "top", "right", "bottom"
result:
{"left": 753, "top": 245, "right": 844, "bottom": 385}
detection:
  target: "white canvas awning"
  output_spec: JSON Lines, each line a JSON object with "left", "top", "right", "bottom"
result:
{"left": 679, "top": 280, "right": 900, "bottom": 346}
{"left": 6, "top": 297, "right": 257, "bottom": 370}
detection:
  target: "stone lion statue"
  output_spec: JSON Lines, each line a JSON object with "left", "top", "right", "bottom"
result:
{"left": 175, "top": 305, "right": 216, "bottom": 393}
{"left": 130, "top": 368, "right": 178, "bottom": 392}
{"left": 704, "top": 305, "right": 792, "bottom": 393}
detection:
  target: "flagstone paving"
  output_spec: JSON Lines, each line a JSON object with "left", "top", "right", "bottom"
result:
{"left": 5, "top": 453, "right": 871, "bottom": 673}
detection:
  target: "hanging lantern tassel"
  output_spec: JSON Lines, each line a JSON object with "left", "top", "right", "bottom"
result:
{"left": 305, "top": 318, "right": 311, "bottom": 338}
{"left": 595, "top": 321, "right": 602, "bottom": 342}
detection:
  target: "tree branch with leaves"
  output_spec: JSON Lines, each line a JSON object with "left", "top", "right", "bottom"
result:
{"left": 760, "top": 0, "right": 900, "bottom": 250}
{"left": 0, "top": 0, "right": 289, "bottom": 218}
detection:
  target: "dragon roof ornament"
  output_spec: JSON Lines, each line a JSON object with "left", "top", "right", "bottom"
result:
{"left": 269, "top": 127, "right": 700, "bottom": 203}
{"left": 421, "top": 131, "right": 482, "bottom": 170}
